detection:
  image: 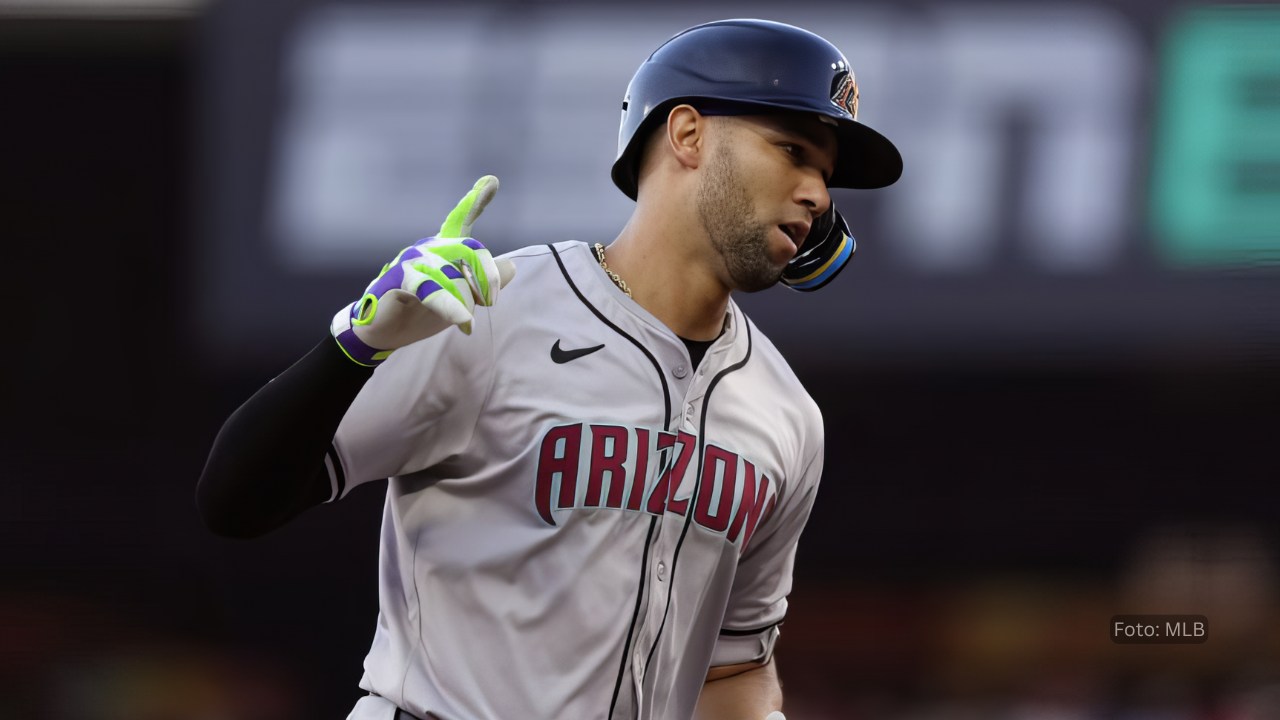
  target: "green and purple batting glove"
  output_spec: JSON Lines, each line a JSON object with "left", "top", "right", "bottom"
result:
{"left": 331, "top": 175, "right": 517, "bottom": 367}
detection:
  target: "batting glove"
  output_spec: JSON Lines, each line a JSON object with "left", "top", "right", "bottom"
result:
{"left": 331, "top": 175, "right": 516, "bottom": 367}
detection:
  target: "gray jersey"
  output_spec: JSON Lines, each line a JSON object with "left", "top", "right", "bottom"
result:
{"left": 331, "top": 241, "right": 824, "bottom": 720}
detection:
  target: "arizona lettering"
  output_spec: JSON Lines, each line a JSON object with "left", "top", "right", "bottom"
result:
{"left": 534, "top": 423, "right": 777, "bottom": 550}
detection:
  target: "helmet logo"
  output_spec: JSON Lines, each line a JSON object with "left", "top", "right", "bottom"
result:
{"left": 831, "top": 70, "right": 859, "bottom": 119}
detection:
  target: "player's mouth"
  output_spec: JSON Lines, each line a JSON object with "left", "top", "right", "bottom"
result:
{"left": 778, "top": 221, "right": 811, "bottom": 251}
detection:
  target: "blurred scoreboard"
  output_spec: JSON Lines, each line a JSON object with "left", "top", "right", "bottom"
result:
{"left": 1153, "top": 7, "right": 1280, "bottom": 266}
{"left": 194, "top": 0, "right": 1280, "bottom": 370}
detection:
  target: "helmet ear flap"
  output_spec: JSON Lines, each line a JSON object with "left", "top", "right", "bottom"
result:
{"left": 781, "top": 206, "right": 855, "bottom": 292}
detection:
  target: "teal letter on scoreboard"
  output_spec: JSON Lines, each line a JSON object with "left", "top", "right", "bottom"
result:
{"left": 1151, "top": 7, "right": 1280, "bottom": 266}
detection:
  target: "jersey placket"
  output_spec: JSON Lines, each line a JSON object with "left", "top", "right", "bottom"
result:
{"left": 628, "top": 322, "right": 736, "bottom": 718}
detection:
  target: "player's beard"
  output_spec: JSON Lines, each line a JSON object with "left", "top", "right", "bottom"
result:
{"left": 696, "top": 142, "right": 785, "bottom": 293}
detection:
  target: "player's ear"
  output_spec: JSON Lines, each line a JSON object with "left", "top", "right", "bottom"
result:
{"left": 665, "top": 104, "right": 705, "bottom": 171}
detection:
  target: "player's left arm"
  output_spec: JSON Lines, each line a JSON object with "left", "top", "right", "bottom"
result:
{"left": 700, "top": 401, "right": 824, "bottom": 720}
{"left": 695, "top": 658, "right": 783, "bottom": 719}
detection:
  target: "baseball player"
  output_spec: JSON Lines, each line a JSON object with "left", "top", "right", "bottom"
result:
{"left": 198, "top": 18, "right": 900, "bottom": 720}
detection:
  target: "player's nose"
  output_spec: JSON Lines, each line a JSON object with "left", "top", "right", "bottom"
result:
{"left": 794, "top": 171, "right": 832, "bottom": 219}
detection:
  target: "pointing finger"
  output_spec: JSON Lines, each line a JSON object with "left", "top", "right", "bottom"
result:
{"left": 438, "top": 175, "right": 499, "bottom": 239}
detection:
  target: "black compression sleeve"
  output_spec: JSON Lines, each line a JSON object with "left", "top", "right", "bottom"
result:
{"left": 196, "top": 336, "right": 375, "bottom": 538}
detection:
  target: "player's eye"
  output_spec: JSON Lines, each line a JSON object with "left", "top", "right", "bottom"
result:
{"left": 780, "top": 142, "right": 831, "bottom": 183}
{"left": 779, "top": 143, "right": 809, "bottom": 168}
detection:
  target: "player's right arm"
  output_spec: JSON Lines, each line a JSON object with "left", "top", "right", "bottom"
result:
{"left": 196, "top": 176, "right": 513, "bottom": 538}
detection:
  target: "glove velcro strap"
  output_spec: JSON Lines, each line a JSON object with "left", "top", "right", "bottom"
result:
{"left": 331, "top": 305, "right": 391, "bottom": 367}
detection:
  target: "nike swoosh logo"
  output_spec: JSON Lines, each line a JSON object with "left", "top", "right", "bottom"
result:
{"left": 551, "top": 339, "right": 605, "bottom": 364}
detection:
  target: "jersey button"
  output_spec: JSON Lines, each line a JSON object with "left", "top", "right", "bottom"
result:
{"left": 656, "top": 561, "right": 667, "bottom": 580}
{"left": 672, "top": 363, "right": 688, "bottom": 379}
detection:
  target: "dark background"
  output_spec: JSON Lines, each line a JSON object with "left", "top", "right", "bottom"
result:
{"left": 3, "top": 3, "right": 1279, "bottom": 719}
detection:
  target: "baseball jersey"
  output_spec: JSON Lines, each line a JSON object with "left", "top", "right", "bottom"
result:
{"left": 330, "top": 240, "right": 825, "bottom": 720}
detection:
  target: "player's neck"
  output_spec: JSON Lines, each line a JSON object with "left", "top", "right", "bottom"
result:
{"left": 606, "top": 213, "right": 730, "bottom": 342}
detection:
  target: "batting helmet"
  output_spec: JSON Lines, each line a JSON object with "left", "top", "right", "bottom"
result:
{"left": 611, "top": 18, "right": 902, "bottom": 292}
{"left": 611, "top": 18, "right": 901, "bottom": 199}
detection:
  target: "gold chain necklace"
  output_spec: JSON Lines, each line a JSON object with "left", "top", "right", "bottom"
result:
{"left": 593, "top": 243, "right": 632, "bottom": 298}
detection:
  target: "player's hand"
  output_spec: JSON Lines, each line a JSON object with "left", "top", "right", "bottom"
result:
{"left": 330, "top": 175, "right": 517, "bottom": 367}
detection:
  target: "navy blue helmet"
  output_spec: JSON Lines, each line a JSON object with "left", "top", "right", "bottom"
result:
{"left": 611, "top": 19, "right": 902, "bottom": 292}
{"left": 611, "top": 18, "right": 902, "bottom": 200}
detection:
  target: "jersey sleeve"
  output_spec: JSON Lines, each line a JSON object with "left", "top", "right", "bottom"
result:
{"left": 326, "top": 310, "right": 497, "bottom": 499}
{"left": 710, "top": 431, "right": 824, "bottom": 667}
